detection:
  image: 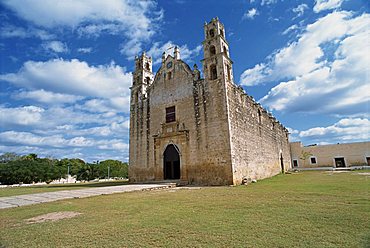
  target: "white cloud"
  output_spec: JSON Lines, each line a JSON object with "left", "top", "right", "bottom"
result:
{"left": 1, "top": 25, "right": 28, "bottom": 38}
{"left": 68, "top": 121, "right": 129, "bottom": 137}
{"left": 282, "top": 24, "right": 298, "bottom": 35}
{"left": 1, "top": 0, "right": 163, "bottom": 59}
{"left": 80, "top": 99, "right": 115, "bottom": 113}
{"left": 120, "top": 39, "right": 144, "bottom": 60}
{"left": 299, "top": 118, "right": 370, "bottom": 143}
{"left": 0, "top": 105, "right": 125, "bottom": 131}
{"left": 240, "top": 11, "right": 370, "bottom": 116}
{"left": 261, "top": 0, "right": 277, "bottom": 6}
{"left": 0, "top": 130, "right": 129, "bottom": 151}
{"left": 0, "top": 105, "right": 44, "bottom": 126}
{"left": 0, "top": 143, "right": 128, "bottom": 162}
{"left": 240, "top": 63, "right": 271, "bottom": 86}
{"left": 77, "top": 47, "right": 93, "bottom": 53}
{"left": 242, "top": 8, "right": 259, "bottom": 20}
{"left": 313, "top": 0, "right": 344, "bottom": 13}
{"left": 287, "top": 127, "right": 300, "bottom": 142}
{"left": 35, "top": 119, "right": 130, "bottom": 139}
{"left": 42, "top": 41, "right": 68, "bottom": 53}
{"left": 13, "top": 89, "right": 83, "bottom": 104}
{"left": 0, "top": 59, "right": 132, "bottom": 112}
{"left": 0, "top": 24, "right": 54, "bottom": 40}
{"left": 0, "top": 101, "right": 130, "bottom": 162}
{"left": 77, "top": 97, "right": 130, "bottom": 114}
{"left": 97, "top": 140, "right": 129, "bottom": 150}
{"left": 292, "top": 4, "right": 308, "bottom": 18}
{"left": 147, "top": 41, "right": 202, "bottom": 65}
{"left": 1, "top": 0, "right": 157, "bottom": 33}
{"left": 180, "top": 45, "right": 202, "bottom": 62}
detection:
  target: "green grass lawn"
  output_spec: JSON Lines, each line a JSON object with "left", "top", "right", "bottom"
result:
{"left": 0, "top": 180, "right": 129, "bottom": 197}
{"left": 0, "top": 171, "right": 369, "bottom": 248}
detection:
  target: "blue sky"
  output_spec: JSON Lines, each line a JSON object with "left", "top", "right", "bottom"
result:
{"left": 0, "top": 0, "right": 369, "bottom": 162}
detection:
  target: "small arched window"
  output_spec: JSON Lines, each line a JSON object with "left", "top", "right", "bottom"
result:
{"left": 223, "top": 46, "right": 227, "bottom": 54}
{"left": 210, "top": 45, "right": 216, "bottom": 56}
{"left": 135, "top": 91, "right": 139, "bottom": 103}
{"left": 210, "top": 65, "right": 217, "bottom": 80}
{"left": 209, "top": 29, "right": 215, "bottom": 37}
{"left": 220, "top": 29, "right": 224, "bottom": 37}
{"left": 145, "top": 77, "right": 150, "bottom": 84}
{"left": 227, "top": 64, "right": 231, "bottom": 81}
{"left": 258, "top": 109, "right": 262, "bottom": 124}
{"left": 145, "top": 62, "right": 150, "bottom": 71}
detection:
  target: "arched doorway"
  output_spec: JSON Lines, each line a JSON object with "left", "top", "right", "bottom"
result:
{"left": 163, "top": 144, "right": 180, "bottom": 180}
{"left": 280, "top": 154, "right": 285, "bottom": 173}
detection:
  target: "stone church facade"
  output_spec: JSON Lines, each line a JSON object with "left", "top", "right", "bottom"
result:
{"left": 129, "top": 18, "right": 291, "bottom": 185}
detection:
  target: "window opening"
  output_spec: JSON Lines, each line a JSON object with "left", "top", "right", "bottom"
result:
{"left": 210, "top": 65, "right": 217, "bottom": 80}
{"left": 227, "top": 64, "right": 231, "bottom": 81}
{"left": 145, "top": 62, "right": 150, "bottom": 71}
{"left": 209, "top": 29, "right": 215, "bottom": 37}
{"left": 210, "top": 45, "right": 216, "bottom": 56}
{"left": 166, "top": 106, "right": 176, "bottom": 123}
{"left": 280, "top": 154, "right": 285, "bottom": 173}
{"left": 258, "top": 109, "right": 262, "bottom": 124}
{"left": 334, "top": 157, "right": 346, "bottom": 167}
{"left": 293, "top": 160, "right": 298, "bottom": 167}
{"left": 310, "top": 157, "right": 317, "bottom": 164}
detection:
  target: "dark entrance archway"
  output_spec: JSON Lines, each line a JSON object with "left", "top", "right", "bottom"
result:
{"left": 163, "top": 144, "right": 180, "bottom": 180}
{"left": 280, "top": 154, "right": 285, "bottom": 173}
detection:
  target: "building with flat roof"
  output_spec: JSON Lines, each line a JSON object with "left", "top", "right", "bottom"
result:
{"left": 290, "top": 141, "right": 370, "bottom": 168}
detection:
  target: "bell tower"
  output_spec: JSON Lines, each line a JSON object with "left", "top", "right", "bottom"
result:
{"left": 201, "top": 17, "right": 234, "bottom": 83}
{"left": 129, "top": 52, "right": 153, "bottom": 174}
{"left": 131, "top": 52, "right": 153, "bottom": 105}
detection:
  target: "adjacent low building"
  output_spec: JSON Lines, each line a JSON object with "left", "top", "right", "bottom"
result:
{"left": 290, "top": 141, "right": 370, "bottom": 168}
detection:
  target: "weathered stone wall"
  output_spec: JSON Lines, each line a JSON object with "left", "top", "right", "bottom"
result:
{"left": 189, "top": 77, "right": 233, "bottom": 185}
{"left": 129, "top": 88, "right": 152, "bottom": 182}
{"left": 290, "top": 141, "right": 370, "bottom": 168}
{"left": 129, "top": 55, "right": 233, "bottom": 185}
{"left": 226, "top": 83, "right": 291, "bottom": 184}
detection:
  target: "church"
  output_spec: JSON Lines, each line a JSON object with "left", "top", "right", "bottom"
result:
{"left": 129, "top": 18, "right": 291, "bottom": 185}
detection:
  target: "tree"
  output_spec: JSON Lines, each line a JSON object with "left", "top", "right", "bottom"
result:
{"left": 76, "top": 163, "right": 97, "bottom": 181}
{"left": 0, "top": 152, "right": 20, "bottom": 163}
{"left": 300, "top": 151, "right": 313, "bottom": 167}
{"left": 98, "top": 160, "right": 128, "bottom": 179}
{"left": 0, "top": 157, "right": 61, "bottom": 185}
{"left": 22, "top": 153, "right": 38, "bottom": 161}
{"left": 0, "top": 153, "right": 127, "bottom": 185}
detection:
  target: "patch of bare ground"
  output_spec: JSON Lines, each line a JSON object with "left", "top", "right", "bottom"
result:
{"left": 25, "top": 211, "right": 81, "bottom": 224}
{"left": 357, "top": 172, "right": 370, "bottom": 176}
